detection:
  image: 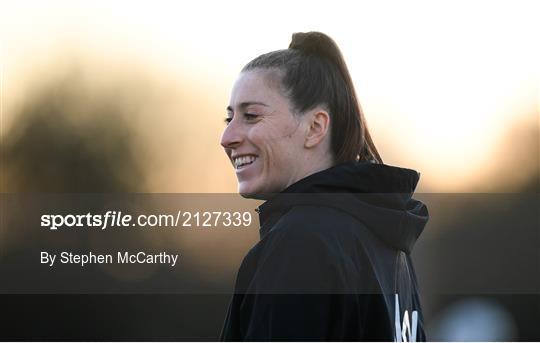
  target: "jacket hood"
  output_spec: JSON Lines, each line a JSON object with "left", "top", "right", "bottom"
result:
{"left": 257, "top": 162, "right": 429, "bottom": 253}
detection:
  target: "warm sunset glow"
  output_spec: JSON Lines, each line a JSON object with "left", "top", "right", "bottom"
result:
{"left": 1, "top": 0, "right": 538, "bottom": 192}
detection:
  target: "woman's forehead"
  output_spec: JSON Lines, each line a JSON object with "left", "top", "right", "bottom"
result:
{"left": 229, "top": 70, "right": 287, "bottom": 110}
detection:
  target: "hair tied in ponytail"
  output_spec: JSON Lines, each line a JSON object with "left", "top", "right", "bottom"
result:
{"left": 243, "top": 31, "right": 383, "bottom": 164}
{"left": 288, "top": 32, "right": 338, "bottom": 60}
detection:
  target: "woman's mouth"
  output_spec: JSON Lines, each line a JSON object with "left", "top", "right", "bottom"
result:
{"left": 233, "top": 155, "right": 258, "bottom": 170}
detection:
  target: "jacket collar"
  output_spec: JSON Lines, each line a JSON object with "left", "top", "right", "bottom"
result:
{"left": 255, "top": 161, "right": 428, "bottom": 253}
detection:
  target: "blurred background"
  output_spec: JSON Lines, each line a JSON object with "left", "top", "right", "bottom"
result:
{"left": 0, "top": 0, "right": 538, "bottom": 340}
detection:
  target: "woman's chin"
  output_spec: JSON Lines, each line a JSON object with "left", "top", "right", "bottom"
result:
{"left": 238, "top": 183, "right": 258, "bottom": 199}
{"left": 238, "top": 182, "right": 268, "bottom": 200}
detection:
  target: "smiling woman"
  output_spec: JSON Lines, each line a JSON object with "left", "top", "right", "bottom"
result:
{"left": 219, "top": 32, "right": 429, "bottom": 341}
{"left": 222, "top": 69, "right": 333, "bottom": 197}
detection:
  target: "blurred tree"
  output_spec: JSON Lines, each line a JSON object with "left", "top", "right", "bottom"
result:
{"left": 1, "top": 68, "right": 147, "bottom": 192}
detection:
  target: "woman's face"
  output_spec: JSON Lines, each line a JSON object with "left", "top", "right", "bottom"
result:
{"left": 221, "top": 69, "right": 309, "bottom": 198}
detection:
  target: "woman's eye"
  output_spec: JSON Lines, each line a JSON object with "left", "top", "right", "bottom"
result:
{"left": 224, "top": 113, "right": 258, "bottom": 125}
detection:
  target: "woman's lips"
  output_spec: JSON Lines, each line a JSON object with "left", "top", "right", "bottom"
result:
{"left": 235, "top": 156, "right": 257, "bottom": 173}
{"left": 232, "top": 154, "right": 258, "bottom": 168}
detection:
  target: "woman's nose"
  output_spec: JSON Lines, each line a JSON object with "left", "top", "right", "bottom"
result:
{"left": 220, "top": 119, "right": 243, "bottom": 149}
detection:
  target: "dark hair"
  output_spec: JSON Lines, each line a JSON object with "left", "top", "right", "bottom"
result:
{"left": 242, "top": 31, "right": 382, "bottom": 164}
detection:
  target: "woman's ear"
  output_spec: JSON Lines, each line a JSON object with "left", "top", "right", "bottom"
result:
{"left": 304, "top": 108, "right": 330, "bottom": 149}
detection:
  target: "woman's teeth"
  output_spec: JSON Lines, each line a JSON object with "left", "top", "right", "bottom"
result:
{"left": 234, "top": 155, "right": 257, "bottom": 169}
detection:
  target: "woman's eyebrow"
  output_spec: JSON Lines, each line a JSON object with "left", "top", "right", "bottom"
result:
{"left": 226, "top": 101, "right": 269, "bottom": 112}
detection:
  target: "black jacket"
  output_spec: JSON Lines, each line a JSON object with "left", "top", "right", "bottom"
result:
{"left": 220, "top": 162, "right": 429, "bottom": 341}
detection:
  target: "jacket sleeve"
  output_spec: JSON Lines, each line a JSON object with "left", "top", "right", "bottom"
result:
{"left": 240, "top": 215, "right": 367, "bottom": 340}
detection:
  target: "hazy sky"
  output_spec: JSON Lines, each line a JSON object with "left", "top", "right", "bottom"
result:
{"left": 1, "top": 0, "right": 538, "bottom": 191}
